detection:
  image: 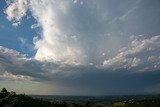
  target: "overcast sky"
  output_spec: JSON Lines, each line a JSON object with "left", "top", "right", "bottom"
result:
{"left": 0, "top": 0, "right": 160, "bottom": 95}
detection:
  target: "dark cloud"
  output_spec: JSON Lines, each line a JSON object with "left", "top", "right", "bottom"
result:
{"left": 1, "top": 0, "right": 160, "bottom": 95}
{"left": 0, "top": 46, "right": 160, "bottom": 95}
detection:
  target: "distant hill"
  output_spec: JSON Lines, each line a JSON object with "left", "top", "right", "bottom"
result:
{"left": 0, "top": 88, "right": 160, "bottom": 107}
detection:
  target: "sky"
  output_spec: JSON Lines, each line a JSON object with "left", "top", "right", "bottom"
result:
{"left": 0, "top": 0, "right": 160, "bottom": 95}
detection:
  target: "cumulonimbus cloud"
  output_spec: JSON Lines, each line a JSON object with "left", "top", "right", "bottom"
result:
{"left": 5, "top": 0, "right": 87, "bottom": 65}
{"left": 4, "top": 0, "right": 160, "bottom": 71}
{"left": 2, "top": 0, "right": 160, "bottom": 95}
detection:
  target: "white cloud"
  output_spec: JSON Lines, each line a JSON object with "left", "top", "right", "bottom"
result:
{"left": 5, "top": 0, "right": 86, "bottom": 65}
{"left": 30, "top": 23, "right": 40, "bottom": 29}
{"left": 73, "top": 0, "right": 78, "bottom": 4}
{"left": 0, "top": 71, "right": 32, "bottom": 81}
{"left": 73, "top": 0, "right": 83, "bottom": 5}
{"left": 0, "top": 46, "right": 159, "bottom": 95}
{"left": 0, "top": 45, "right": 84, "bottom": 80}
{"left": 31, "top": 0, "right": 85, "bottom": 65}
{"left": 19, "top": 37, "right": 34, "bottom": 52}
{"left": 102, "top": 35, "right": 160, "bottom": 71}
{"left": 0, "top": 46, "right": 28, "bottom": 66}
{"left": 130, "top": 57, "right": 141, "bottom": 67}
{"left": 3, "top": 0, "right": 160, "bottom": 95}
{"left": 5, "top": 0, "right": 28, "bottom": 25}
{"left": 0, "top": 45, "right": 160, "bottom": 95}
{"left": 148, "top": 56, "right": 158, "bottom": 62}
{"left": 147, "top": 55, "right": 160, "bottom": 69}
{"left": 12, "top": 22, "right": 20, "bottom": 27}
{"left": 4, "top": 0, "right": 160, "bottom": 70}
{"left": 0, "top": 46, "right": 47, "bottom": 80}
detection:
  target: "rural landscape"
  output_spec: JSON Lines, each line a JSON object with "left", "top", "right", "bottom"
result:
{"left": 0, "top": 0, "right": 160, "bottom": 106}
{"left": 1, "top": 88, "right": 160, "bottom": 107}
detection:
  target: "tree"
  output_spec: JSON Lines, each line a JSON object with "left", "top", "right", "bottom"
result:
{"left": 1, "top": 88, "right": 8, "bottom": 94}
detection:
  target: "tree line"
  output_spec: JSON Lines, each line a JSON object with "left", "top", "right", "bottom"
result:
{"left": 0, "top": 88, "right": 160, "bottom": 107}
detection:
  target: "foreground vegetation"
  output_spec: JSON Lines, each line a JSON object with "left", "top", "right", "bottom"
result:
{"left": 0, "top": 88, "right": 160, "bottom": 107}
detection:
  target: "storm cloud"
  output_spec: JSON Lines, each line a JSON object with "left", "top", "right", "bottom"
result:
{"left": 0, "top": 0, "right": 160, "bottom": 95}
